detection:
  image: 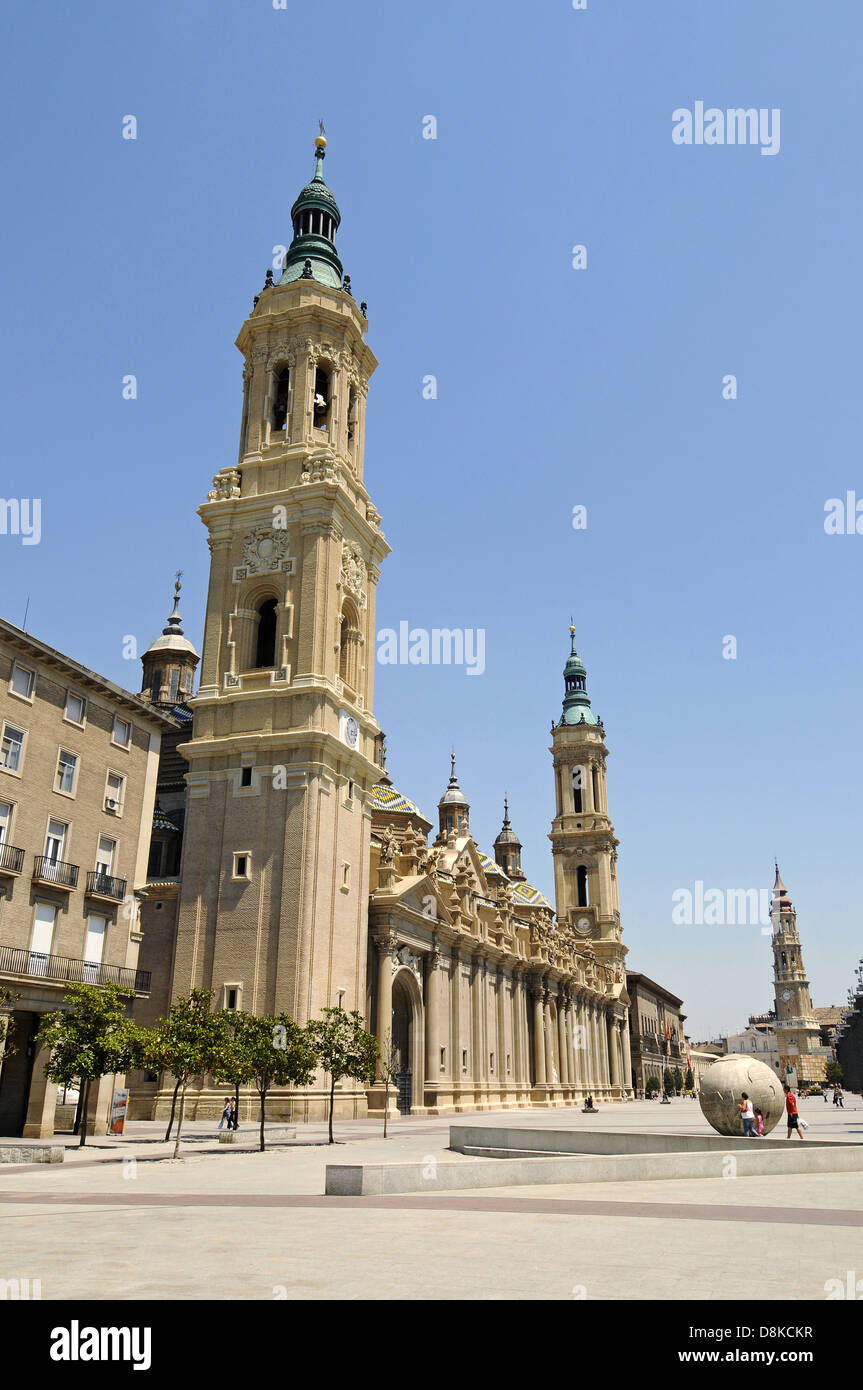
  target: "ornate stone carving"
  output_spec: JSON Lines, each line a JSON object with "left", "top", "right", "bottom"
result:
{"left": 340, "top": 541, "right": 366, "bottom": 601}
{"left": 300, "top": 454, "right": 337, "bottom": 485}
{"left": 394, "top": 946, "right": 422, "bottom": 984}
{"left": 240, "top": 526, "right": 290, "bottom": 575}
{"left": 207, "top": 469, "right": 242, "bottom": 502}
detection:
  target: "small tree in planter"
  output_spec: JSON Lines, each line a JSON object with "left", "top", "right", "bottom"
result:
{"left": 379, "top": 1027, "right": 400, "bottom": 1139}
{"left": 36, "top": 982, "right": 138, "bottom": 1147}
{"left": 139, "top": 989, "right": 228, "bottom": 1159}
{"left": 214, "top": 1011, "right": 317, "bottom": 1151}
{"left": 307, "top": 1006, "right": 379, "bottom": 1144}
{"left": 645, "top": 1074, "right": 661, "bottom": 1097}
{"left": 684, "top": 1066, "right": 694, "bottom": 1093}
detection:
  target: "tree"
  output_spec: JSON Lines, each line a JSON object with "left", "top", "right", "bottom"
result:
{"left": 669, "top": 1066, "right": 682, "bottom": 1095}
{"left": 684, "top": 1066, "right": 694, "bottom": 1093}
{"left": 307, "top": 1006, "right": 379, "bottom": 1144}
{"left": 214, "top": 1011, "right": 316, "bottom": 1151}
{"left": 826, "top": 1061, "right": 843, "bottom": 1087}
{"left": 378, "top": 1027, "right": 400, "bottom": 1138}
{"left": 138, "top": 989, "right": 227, "bottom": 1159}
{"left": 645, "top": 1074, "right": 661, "bottom": 1096}
{"left": 36, "top": 982, "right": 138, "bottom": 1147}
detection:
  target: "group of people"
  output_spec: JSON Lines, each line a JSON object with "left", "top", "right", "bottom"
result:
{"left": 826, "top": 1085, "right": 844, "bottom": 1108}
{"left": 739, "top": 1083, "right": 814, "bottom": 1139}
{"left": 218, "top": 1098, "right": 239, "bottom": 1131}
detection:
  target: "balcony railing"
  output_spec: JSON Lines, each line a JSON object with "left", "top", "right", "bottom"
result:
{"left": 33, "top": 856, "right": 79, "bottom": 889}
{"left": 0, "top": 843, "right": 25, "bottom": 875}
{"left": 85, "top": 870, "right": 127, "bottom": 901}
{"left": 0, "top": 943, "right": 150, "bottom": 993}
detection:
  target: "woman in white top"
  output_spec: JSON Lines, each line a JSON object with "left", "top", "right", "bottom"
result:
{"left": 739, "top": 1092, "right": 756, "bottom": 1138}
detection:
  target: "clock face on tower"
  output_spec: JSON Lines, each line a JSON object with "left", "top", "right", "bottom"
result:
{"left": 339, "top": 710, "right": 359, "bottom": 748}
{"left": 781, "top": 990, "right": 792, "bottom": 1002}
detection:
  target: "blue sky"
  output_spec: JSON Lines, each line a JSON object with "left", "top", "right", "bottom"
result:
{"left": 2, "top": 0, "right": 861, "bottom": 1038}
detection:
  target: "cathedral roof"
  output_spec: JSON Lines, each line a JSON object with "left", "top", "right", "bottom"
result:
{"left": 475, "top": 850, "right": 507, "bottom": 880}
{"left": 510, "top": 881, "right": 552, "bottom": 910}
{"left": 369, "top": 782, "right": 428, "bottom": 820}
{"left": 438, "top": 751, "right": 469, "bottom": 808}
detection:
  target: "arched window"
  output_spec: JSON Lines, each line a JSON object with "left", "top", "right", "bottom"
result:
{"left": 255, "top": 599, "right": 278, "bottom": 668}
{"left": 347, "top": 388, "right": 357, "bottom": 445}
{"left": 339, "top": 602, "right": 361, "bottom": 690}
{"left": 314, "top": 367, "right": 330, "bottom": 430}
{"left": 271, "top": 367, "right": 290, "bottom": 432}
{"left": 576, "top": 865, "right": 589, "bottom": 907}
{"left": 150, "top": 668, "right": 163, "bottom": 702}
{"left": 592, "top": 765, "right": 600, "bottom": 812}
{"left": 572, "top": 767, "right": 583, "bottom": 813}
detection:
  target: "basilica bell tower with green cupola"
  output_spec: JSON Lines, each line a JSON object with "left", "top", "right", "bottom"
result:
{"left": 549, "top": 625, "right": 628, "bottom": 990}
{"left": 162, "top": 133, "right": 390, "bottom": 1123}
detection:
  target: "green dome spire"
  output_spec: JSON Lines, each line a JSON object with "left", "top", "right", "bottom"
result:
{"left": 278, "top": 132, "right": 344, "bottom": 289}
{"left": 559, "top": 622, "right": 599, "bottom": 727}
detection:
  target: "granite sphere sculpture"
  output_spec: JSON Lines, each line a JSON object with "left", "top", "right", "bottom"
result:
{"left": 698, "top": 1054, "right": 784, "bottom": 1136}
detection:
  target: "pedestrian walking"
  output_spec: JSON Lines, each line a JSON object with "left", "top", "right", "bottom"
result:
{"left": 218, "top": 1099, "right": 232, "bottom": 1130}
{"left": 739, "top": 1092, "right": 756, "bottom": 1138}
{"left": 783, "top": 1083, "right": 803, "bottom": 1139}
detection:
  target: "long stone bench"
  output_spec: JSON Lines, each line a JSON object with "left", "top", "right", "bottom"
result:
{"left": 0, "top": 1144, "right": 64, "bottom": 1164}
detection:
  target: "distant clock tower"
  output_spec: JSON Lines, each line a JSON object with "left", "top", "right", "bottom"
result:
{"left": 770, "top": 864, "right": 825, "bottom": 1085}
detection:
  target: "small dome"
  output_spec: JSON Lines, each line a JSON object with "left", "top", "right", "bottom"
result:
{"left": 439, "top": 752, "right": 469, "bottom": 807}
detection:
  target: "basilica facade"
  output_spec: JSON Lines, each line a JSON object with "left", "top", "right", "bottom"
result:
{"left": 131, "top": 137, "right": 633, "bottom": 1121}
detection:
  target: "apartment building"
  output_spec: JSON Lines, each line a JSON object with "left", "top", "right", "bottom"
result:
{"left": 0, "top": 618, "right": 176, "bottom": 1137}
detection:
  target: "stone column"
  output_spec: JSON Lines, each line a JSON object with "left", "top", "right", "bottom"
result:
{"left": 532, "top": 985, "right": 546, "bottom": 1085}
{"left": 557, "top": 998, "right": 570, "bottom": 1086}
{"left": 543, "top": 989, "right": 555, "bottom": 1086}
{"left": 375, "top": 933, "right": 394, "bottom": 1079}
{"left": 496, "top": 969, "right": 507, "bottom": 1095}
{"left": 622, "top": 1013, "right": 634, "bottom": 1091}
{"left": 610, "top": 1017, "right": 622, "bottom": 1090}
{"left": 424, "top": 949, "right": 442, "bottom": 1099}
{"left": 22, "top": 1040, "right": 58, "bottom": 1139}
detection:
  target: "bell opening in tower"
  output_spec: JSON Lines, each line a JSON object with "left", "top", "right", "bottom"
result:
{"left": 254, "top": 598, "right": 278, "bottom": 668}
{"left": 271, "top": 366, "right": 290, "bottom": 433}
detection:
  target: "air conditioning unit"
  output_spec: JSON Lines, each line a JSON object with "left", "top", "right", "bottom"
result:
{"left": 105, "top": 798, "right": 119, "bottom": 812}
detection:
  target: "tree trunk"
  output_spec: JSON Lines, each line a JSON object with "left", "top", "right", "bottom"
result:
{"left": 328, "top": 1073, "right": 336, "bottom": 1144}
{"left": 164, "top": 1075, "right": 181, "bottom": 1141}
{"left": 78, "top": 1077, "right": 91, "bottom": 1147}
{"left": 259, "top": 1087, "right": 267, "bottom": 1152}
{"left": 73, "top": 1085, "right": 84, "bottom": 1136}
{"left": 172, "top": 1079, "right": 188, "bottom": 1160}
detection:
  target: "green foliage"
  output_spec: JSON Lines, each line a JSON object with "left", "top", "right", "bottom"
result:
{"left": 214, "top": 1011, "right": 316, "bottom": 1150}
{"left": 684, "top": 1067, "right": 694, "bottom": 1091}
{"left": 825, "top": 1061, "right": 843, "bottom": 1086}
{"left": 36, "top": 982, "right": 138, "bottom": 1146}
{"left": 138, "top": 989, "right": 228, "bottom": 1158}
{"left": 645, "top": 1074, "right": 661, "bottom": 1094}
{"left": 307, "top": 1006, "right": 379, "bottom": 1143}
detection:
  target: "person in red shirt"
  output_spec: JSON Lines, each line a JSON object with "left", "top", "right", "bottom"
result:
{"left": 783, "top": 1083, "right": 803, "bottom": 1139}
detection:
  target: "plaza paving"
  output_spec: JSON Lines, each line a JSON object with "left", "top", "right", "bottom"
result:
{"left": 1, "top": 1097, "right": 861, "bottom": 1300}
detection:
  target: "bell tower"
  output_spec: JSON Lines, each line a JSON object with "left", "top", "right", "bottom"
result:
{"left": 770, "top": 864, "right": 825, "bottom": 1085}
{"left": 168, "top": 135, "right": 390, "bottom": 1118}
{"left": 548, "top": 625, "right": 626, "bottom": 981}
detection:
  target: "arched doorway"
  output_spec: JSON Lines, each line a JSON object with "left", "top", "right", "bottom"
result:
{"left": 391, "top": 968, "right": 424, "bottom": 1114}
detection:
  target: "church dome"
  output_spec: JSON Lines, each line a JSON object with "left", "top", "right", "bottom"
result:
{"left": 278, "top": 135, "right": 345, "bottom": 290}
